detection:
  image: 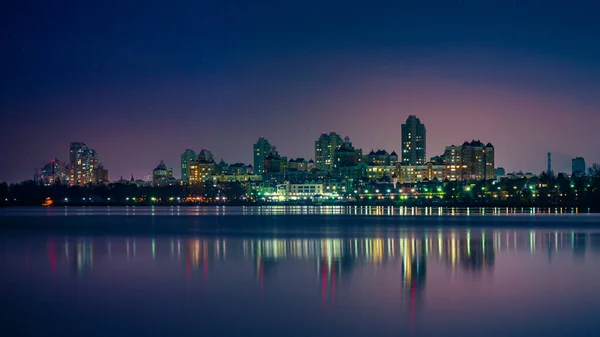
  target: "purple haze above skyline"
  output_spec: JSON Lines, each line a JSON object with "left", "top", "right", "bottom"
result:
{"left": 2, "top": 1, "right": 600, "bottom": 182}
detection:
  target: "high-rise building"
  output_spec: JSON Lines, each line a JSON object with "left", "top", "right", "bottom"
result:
{"left": 462, "top": 141, "right": 494, "bottom": 180}
{"left": 572, "top": 157, "right": 586, "bottom": 176}
{"left": 401, "top": 115, "right": 426, "bottom": 165}
{"left": 443, "top": 145, "right": 465, "bottom": 181}
{"left": 253, "top": 137, "right": 273, "bottom": 174}
{"left": 547, "top": 152, "right": 552, "bottom": 174}
{"left": 315, "top": 132, "right": 343, "bottom": 172}
{"left": 443, "top": 141, "right": 494, "bottom": 181}
{"left": 189, "top": 149, "right": 216, "bottom": 184}
{"left": 37, "top": 159, "right": 69, "bottom": 185}
{"left": 180, "top": 149, "right": 196, "bottom": 184}
{"left": 153, "top": 160, "right": 173, "bottom": 186}
{"left": 69, "top": 142, "right": 99, "bottom": 186}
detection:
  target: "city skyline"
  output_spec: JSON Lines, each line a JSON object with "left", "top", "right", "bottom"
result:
{"left": 3, "top": 1, "right": 600, "bottom": 182}
{"left": 16, "top": 120, "right": 598, "bottom": 183}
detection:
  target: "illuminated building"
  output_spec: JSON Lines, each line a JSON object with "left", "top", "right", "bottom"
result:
{"left": 69, "top": 142, "right": 99, "bottom": 186}
{"left": 364, "top": 149, "right": 393, "bottom": 166}
{"left": 389, "top": 151, "right": 398, "bottom": 165}
{"left": 152, "top": 160, "right": 173, "bottom": 186}
{"left": 263, "top": 154, "right": 286, "bottom": 173}
{"left": 443, "top": 141, "right": 494, "bottom": 181}
{"left": 462, "top": 140, "right": 494, "bottom": 180}
{"left": 366, "top": 164, "right": 397, "bottom": 180}
{"left": 401, "top": 115, "right": 426, "bottom": 165}
{"left": 333, "top": 137, "right": 362, "bottom": 170}
{"left": 253, "top": 137, "right": 273, "bottom": 174}
{"left": 37, "top": 159, "right": 69, "bottom": 185}
{"left": 315, "top": 132, "right": 343, "bottom": 172}
{"left": 307, "top": 159, "right": 316, "bottom": 171}
{"left": 572, "top": 157, "right": 586, "bottom": 176}
{"left": 189, "top": 161, "right": 214, "bottom": 184}
{"left": 215, "top": 174, "right": 262, "bottom": 183}
{"left": 215, "top": 159, "right": 229, "bottom": 175}
{"left": 180, "top": 149, "right": 196, "bottom": 184}
{"left": 288, "top": 158, "right": 309, "bottom": 171}
{"left": 444, "top": 145, "right": 465, "bottom": 181}
{"left": 228, "top": 162, "right": 253, "bottom": 175}
{"left": 188, "top": 149, "right": 217, "bottom": 184}
{"left": 336, "top": 161, "right": 369, "bottom": 180}
{"left": 288, "top": 183, "right": 324, "bottom": 195}
{"left": 398, "top": 163, "right": 445, "bottom": 184}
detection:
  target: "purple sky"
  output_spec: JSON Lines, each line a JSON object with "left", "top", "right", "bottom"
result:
{"left": 2, "top": 1, "right": 600, "bottom": 182}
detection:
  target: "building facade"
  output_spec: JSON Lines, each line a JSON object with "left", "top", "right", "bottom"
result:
{"left": 69, "top": 142, "right": 99, "bottom": 186}
{"left": 253, "top": 137, "right": 273, "bottom": 174}
{"left": 37, "top": 159, "right": 69, "bottom": 185}
{"left": 398, "top": 163, "right": 445, "bottom": 184}
{"left": 153, "top": 160, "right": 173, "bottom": 186}
{"left": 401, "top": 115, "right": 426, "bottom": 165}
{"left": 334, "top": 137, "right": 362, "bottom": 170}
{"left": 180, "top": 149, "right": 196, "bottom": 184}
{"left": 443, "top": 141, "right": 494, "bottom": 181}
{"left": 315, "top": 132, "right": 343, "bottom": 172}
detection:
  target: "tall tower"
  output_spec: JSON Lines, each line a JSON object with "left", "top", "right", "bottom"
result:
{"left": 253, "top": 137, "right": 273, "bottom": 174}
{"left": 547, "top": 152, "right": 552, "bottom": 174}
{"left": 315, "top": 132, "right": 343, "bottom": 172}
{"left": 401, "top": 115, "right": 426, "bottom": 165}
{"left": 180, "top": 149, "right": 196, "bottom": 184}
{"left": 69, "top": 142, "right": 98, "bottom": 186}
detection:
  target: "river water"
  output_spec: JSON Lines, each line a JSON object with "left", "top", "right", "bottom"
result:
{"left": 1, "top": 206, "right": 599, "bottom": 336}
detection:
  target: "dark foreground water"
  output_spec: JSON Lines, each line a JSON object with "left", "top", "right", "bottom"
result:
{"left": 1, "top": 207, "right": 600, "bottom": 337}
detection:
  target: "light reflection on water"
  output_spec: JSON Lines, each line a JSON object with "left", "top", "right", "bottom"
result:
{"left": 0, "top": 205, "right": 592, "bottom": 217}
{"left": 3, "top": 230, "right": 596, "bottom": 276}
{"left": 2, "top": 217, "right": 600, "bottom": 336}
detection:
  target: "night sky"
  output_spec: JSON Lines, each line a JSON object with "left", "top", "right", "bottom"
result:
{"left": 2, "top": 0, "right": 600, "bottom": 182}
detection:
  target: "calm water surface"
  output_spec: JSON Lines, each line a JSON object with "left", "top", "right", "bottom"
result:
{"left": 1, "top": 207, "right": 600, "bottom": 337}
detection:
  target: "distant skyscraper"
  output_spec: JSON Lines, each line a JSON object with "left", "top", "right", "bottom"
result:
{"left": 69, "top": 142, "right": 99, "bottom": 186}
{"left": 401, "top": 115, "right": 426, "bottom": 165}
{"left": 253, "top": 137, "right": 273, "bottom": 174}
{"left": 572, "top": 157, "right": 586, "bottom": 175}
{"left": 180, "top": 149, "right": 196, "bottom": 184}
{"left": 547, "top": 152, "right": 552, "bottom": 174}
{"left": 315, "top": 132, "right": 343, "bottom": 171}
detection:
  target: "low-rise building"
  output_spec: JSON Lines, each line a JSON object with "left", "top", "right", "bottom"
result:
{"left": 398, "top": 163, "right": 444, "bottom": 184}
